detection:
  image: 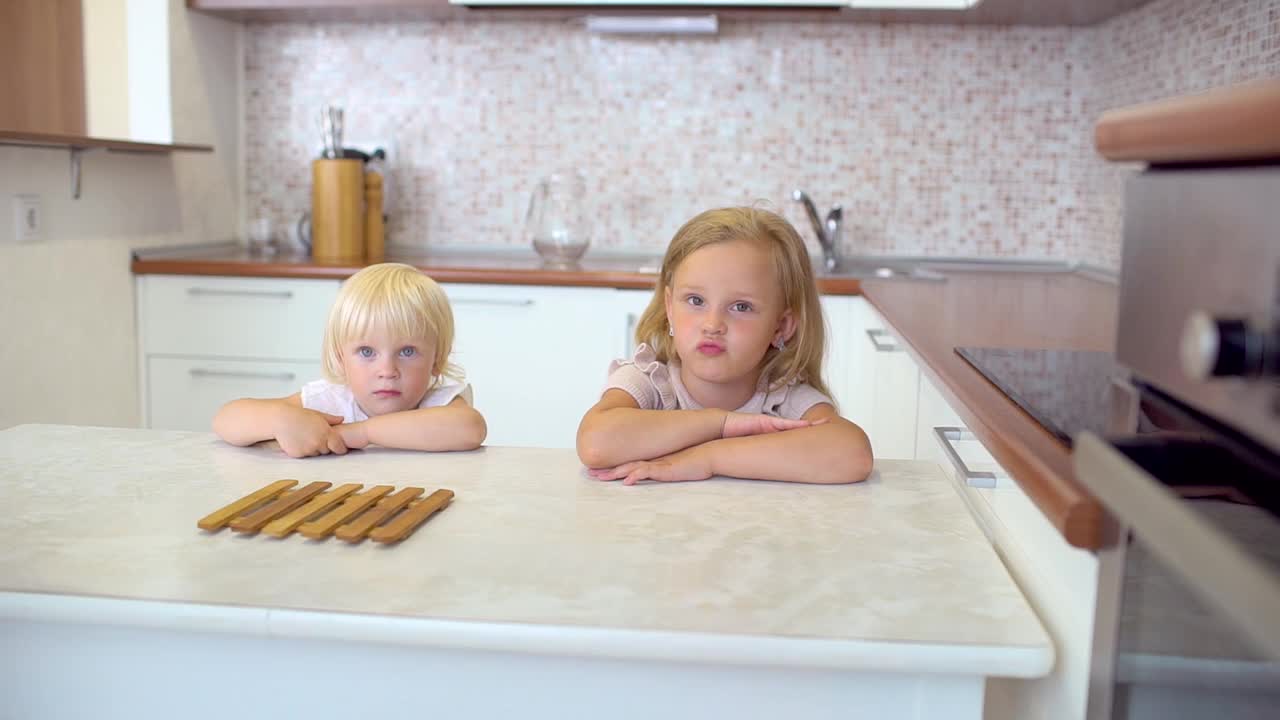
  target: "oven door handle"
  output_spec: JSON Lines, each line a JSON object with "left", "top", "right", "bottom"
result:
{"left": 934, "top": 427, "right": 1009, "bottom": 488}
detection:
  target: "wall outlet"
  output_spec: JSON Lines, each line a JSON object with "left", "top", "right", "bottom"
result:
{"left": 13, "top": 194, "right": 43, "bottom": 243}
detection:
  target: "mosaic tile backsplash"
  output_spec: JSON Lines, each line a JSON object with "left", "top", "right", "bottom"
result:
{"left": 244, "top": 0, "right": 1278, "bottom": 269}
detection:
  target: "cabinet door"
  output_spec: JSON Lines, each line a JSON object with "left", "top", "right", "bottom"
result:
{"left": 443, "top": 284, "right": 622, "bottom": 448}
{"left": 921, "top": 372, "right": 1100, "bottom": 720}
{"left": 616, "top": 289, "right": 657, "bottom": 360}
{"left": 138, "top": 275, "right": 340, "bottom": 360}
{"left": 854, "top": 303, "right": 921, "bottom": 460}
{"left": 819, "top": 296, "right": 853, "bottom": 418}
{"left": 148, "top": 357, "right": 320, "bottom": 431}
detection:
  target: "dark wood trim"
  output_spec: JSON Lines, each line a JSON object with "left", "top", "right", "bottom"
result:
{"left": 0, "top": 130, "right": 214, "bottom": 153}
{"left": 130, "top": 251, "right": 864, "bottom": 293}
{"left": 862, "top": 273, "right": 1115, "bottom": 551}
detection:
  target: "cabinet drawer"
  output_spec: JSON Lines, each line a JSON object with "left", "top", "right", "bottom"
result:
{"left": 147, "top": 357, "right": 319, "bottom": 431}
{"left": 138, "top": 275, "right": 340, "bottom": 359}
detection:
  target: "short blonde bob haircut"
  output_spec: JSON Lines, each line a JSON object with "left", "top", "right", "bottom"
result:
{"left": 634, "top": 206, "right": 833, "bottom": 404}
{"left": 321, "top": 263, "right": 461, "bottom": 389}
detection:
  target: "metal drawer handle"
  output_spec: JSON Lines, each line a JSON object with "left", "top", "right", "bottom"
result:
{"left": 624, "top": 312, "right": 639, "bottom": 358}
{"left": 189, "top": 368, "right": 297, "bottom": 382}
{"left": 934, "top": 427, "right": 1007, "bottom": 489}
{"left": 866, "top": 328, "right": 903, "bottom": 353}
{"left": 187, "top": 288, "right": 294, "bottom": 300}
{"left": 451, "top": 298, "right": 535, "bottom": 307}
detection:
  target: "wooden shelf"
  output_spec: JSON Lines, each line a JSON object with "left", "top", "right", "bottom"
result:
{"left": 0, "top": 129, "right": 213, "bottom": 153}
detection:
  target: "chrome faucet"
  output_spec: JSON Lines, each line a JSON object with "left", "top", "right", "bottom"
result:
{"left": 792, "top": 190, "right": 842, "bottom": 273}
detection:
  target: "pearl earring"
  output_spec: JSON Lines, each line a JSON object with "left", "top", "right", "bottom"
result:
{"left": 773, "top": 338, "right": 786, "bottom": 351}
{"left": 669, "top": 326, "right": 675, "bottom": 336}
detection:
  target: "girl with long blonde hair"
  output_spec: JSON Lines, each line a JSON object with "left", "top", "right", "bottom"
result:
{"left": 577, "top": 207, "right": 873, "bottom": 485}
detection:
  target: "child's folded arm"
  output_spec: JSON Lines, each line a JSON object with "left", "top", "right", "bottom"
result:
{"left": 576, "top": 389, "right": 725, "bottom": 468}
{"left": 212, "top": 393, "right": 307, "bottom": 446}
{"left": 704, "top": 404, "right": 873, "bottom": 485}
{"left": 343, "top": 395, "right": 486, "bottom": 452}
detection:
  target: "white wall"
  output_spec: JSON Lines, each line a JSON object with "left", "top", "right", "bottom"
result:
{"left": 0, "top": 1, "right": 242, "bottom": 430}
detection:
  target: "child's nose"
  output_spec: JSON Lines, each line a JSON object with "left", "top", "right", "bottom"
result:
{"left": 703, "top": 310, "right": 727, "bottom": 334}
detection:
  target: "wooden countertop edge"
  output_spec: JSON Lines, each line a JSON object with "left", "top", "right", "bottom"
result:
{"left": 1094, "top": 78, "right": 1280, "bottom": 163}
{"left": 864, "top": 290, "right": 1102, "bottom": 551}
{"left": 129, "top": 257, "right": 864, "bottom": 294}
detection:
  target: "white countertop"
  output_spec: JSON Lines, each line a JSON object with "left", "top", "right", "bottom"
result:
{"left": 0, "top": 424, "right": 1052, "bottom": 677}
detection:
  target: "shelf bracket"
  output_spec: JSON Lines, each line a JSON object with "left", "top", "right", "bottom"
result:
{"left": 70, "top": 147, "right": 88, "bottom": 199}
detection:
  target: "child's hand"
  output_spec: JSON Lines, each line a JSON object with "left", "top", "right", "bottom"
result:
{"left": 588, "top": 445, "right": 714, "bottom": 485}
{"left": 721, "top": 411, "right": 817, "bottom": 439}
{"left": 334, "top": 421, "right": 370, "bottom": 451}
{"left": 274, "top": 407, "right": 345, "bottom": 458}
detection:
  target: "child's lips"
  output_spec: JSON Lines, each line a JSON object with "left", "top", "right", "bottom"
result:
{"left": 696, "top": 342, "right": 725, "bottom": 356}
{"left": 373, "top": 389, "right": 401, "bottom": 398}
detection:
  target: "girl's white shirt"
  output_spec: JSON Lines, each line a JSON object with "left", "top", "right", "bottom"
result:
{"left": 300, "top": 377, "right": 472, "bottom": 423}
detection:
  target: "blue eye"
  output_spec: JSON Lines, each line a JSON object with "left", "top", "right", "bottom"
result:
{"left": 399, "top": 347, "right": 417, "bottom": 358}
{"left": 686, "top": 295, "right": 704, "bottom": 307}
{"left": 731, "top": 301, "right": 753, "bottom": 312}
{"left": 357, "top": 347, "right": 375, "bottom": 358}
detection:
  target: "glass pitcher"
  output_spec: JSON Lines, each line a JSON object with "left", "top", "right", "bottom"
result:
{"left": 525, "top": 170, "right": 590, "bottom": 265}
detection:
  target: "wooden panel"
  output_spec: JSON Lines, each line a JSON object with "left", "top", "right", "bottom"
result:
{"left": 1095, "top": 79, "right": 1280, "bottom": 164}
{"left": 0, "top": 0, "right": 86, "bottom": 135}
{"left": 862, "top": 272, "right": 1116, "bottom": 550}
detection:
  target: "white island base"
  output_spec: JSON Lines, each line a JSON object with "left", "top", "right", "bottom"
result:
{"left": 0, "top": 426, "right": 1051, "bottom": 720}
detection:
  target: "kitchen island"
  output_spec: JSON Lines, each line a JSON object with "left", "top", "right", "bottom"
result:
{"left": 0, "top": 425, "right": 1051, "bottom": 720}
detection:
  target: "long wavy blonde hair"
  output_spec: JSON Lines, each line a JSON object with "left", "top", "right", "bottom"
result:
{"left": 634, "top": 206, "right": 832, "bottom": 403}
{"left": 321, "top": 263, "right": 462, "bottom": 390}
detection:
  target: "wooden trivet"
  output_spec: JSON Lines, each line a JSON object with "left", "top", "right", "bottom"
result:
{"left": 197, "top": 481, "right": 454, "bottom": 544}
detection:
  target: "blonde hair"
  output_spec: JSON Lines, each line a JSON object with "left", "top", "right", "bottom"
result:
{"left": 634, "top": 206, "right": 832, "bottom": 403}
{"left": 321, "top": 263, "right": 461, "bottom": 389}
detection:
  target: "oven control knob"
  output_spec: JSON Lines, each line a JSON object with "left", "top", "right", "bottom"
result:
{"left": 1181, "top": 312, "right": 1275, "bottom": 380}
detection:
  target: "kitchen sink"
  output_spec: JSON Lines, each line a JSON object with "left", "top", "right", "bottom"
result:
{"left": 816, "top": 258, "right": 947, "bottom": 281}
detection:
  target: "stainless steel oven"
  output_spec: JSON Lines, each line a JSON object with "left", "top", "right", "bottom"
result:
{"left": 1074, "top": 165, "right": 1280, "bottom": 719}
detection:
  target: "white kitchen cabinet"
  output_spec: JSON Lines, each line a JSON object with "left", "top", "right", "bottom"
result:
{"left": 147, "top": 357, "right": 321, "bottom": 432}
{"left": 616, "top": 288, "right": 655, "bottom": 360}
{"left": 844, "top": 300, "right": 921, "bottom": 459}
{"left": 136, "top": 275, "right": 341, "bottom": 431}
{"left": 443, "top": 284, "right": 642, "bottom": 448}
{"left": 915, "top": 372, "right": 1101, "bottom": 720}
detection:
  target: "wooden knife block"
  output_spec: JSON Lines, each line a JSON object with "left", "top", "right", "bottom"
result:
{"left": 311, "top": 159, "right": 365, "bottom": 263}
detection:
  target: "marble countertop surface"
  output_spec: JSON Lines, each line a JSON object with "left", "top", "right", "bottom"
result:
{"left": 0, "top": 424, "right": 1052, "bottom": 677}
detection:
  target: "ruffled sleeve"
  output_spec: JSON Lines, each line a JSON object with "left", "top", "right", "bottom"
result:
{"left": 601, "top": 343, "right": 678, "bottom": 410}
{"left": 420, "top": 377, "right": 473, "bottom": 408}
{"left": 762, "top": 380, "right": 834, "bottom": 420}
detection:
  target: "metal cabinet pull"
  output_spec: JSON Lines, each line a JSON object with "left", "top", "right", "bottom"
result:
{"left": 624, "top": 312, "right": 639, "bottom": 358}
{"left": 187, "top": 287, "right": 294, "bottom": 300}
{"left": 189, "top": 368, "right": 296, "bottom": 382}
{"left": 865, "top": 328, "right": 903, "bottom": 353}
{"left": 451, "top": 298, "right": 535, "bottom": 307}
{"left": 934, "top": 427, "right": 1008, "bottom": 488}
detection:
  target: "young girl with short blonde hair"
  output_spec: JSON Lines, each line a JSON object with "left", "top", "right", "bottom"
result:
{"left": 577, "top": 206, "right": 873, "bottom": 485}
{"left": 213, "top": 263, "right": 486, "bottom": 457}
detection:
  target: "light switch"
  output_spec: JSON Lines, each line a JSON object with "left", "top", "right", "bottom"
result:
{"left": 13, "top": 194, "right": 43, "bottom": 243}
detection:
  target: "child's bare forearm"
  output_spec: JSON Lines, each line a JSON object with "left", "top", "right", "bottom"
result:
{"left": 578, "top": 407, "right": 725, "bottom": 468}
{"left": 704, "top": 419, "right": 873, "bottom": 484}
{"left": 211, "top": 399, "right": 292, "bottom": 446}
{"left": 357, "top": 405, "right": 487, "bottom": 451}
